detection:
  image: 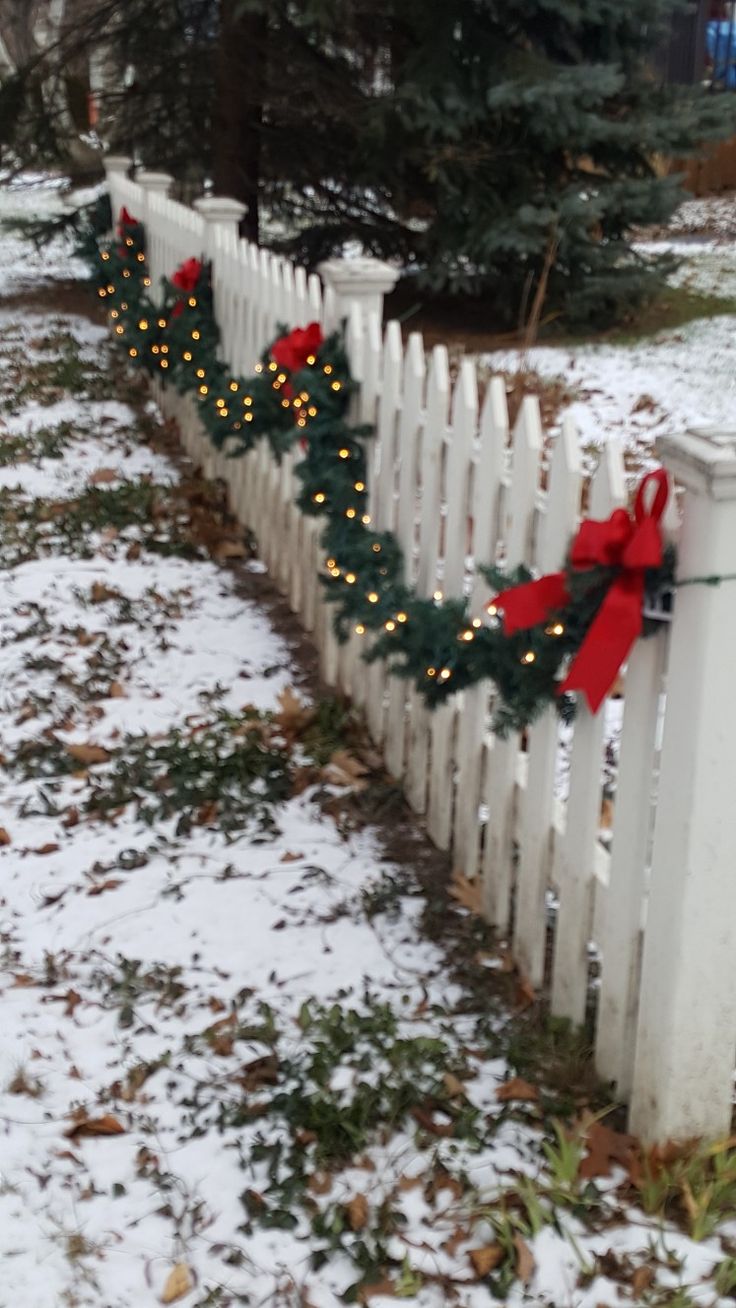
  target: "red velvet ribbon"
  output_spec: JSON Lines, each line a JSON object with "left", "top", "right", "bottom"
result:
{"left": 171, "top": 257, "right": 203, "bottom": 317}
{"left": 492, "top": 468, "right": 669, "bottom": 713}
{"left": 271, "top": 322, "right": 323, "bottom": 374}
{"left": 117, "top": 206, "right": 137, "bottom": 235}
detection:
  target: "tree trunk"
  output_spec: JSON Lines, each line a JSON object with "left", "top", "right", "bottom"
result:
{"left": 213, "top": 0, "right": 266, "bottom": 243}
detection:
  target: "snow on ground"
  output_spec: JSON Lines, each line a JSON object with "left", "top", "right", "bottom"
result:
{"left": 483, "top": 234, "right": 736, "bottom": 466}
{"left": 1, "top": 180, "right": 735, "bottom": 1308}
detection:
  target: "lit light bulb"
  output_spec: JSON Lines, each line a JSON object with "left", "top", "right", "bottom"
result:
{"left": 196, "top": 369, "right": 206, "bottom": 379}
{"left": 522, "top": 651, "right": 536, "bottom": 665}
{"left": 268, "top": 361, "right": 277, "bottom": 372}
{"left": 243, "top": 396, "right": 252, "bottom": 406}
{"left": 129, "top": 347, "right": 138, "bottom": 358}
{"left": 183, "top": 351, "right": 192, "bottom": 361}
{"left": 346, "top": 508, "right": 356, "bottom": 519}
{"left": 433, "top": 590, "right": 443, "bottom": 602}
{"left": 281, "top": 399, "right": 291, "bottom": 409}
{"left": 355, "top": 624, "right": 365, "bottom": 635}
{"left": 323, "top": 364, "right": 333, "bottom": 375}
{"left": 372, "top": 543, "right": 381, "bottom": 553}
{"left": 255, "top": 363, "right": 263, "bottom": 373}
{"left": 245, "top": 412, "right": 253, "bottom": 422}
{"left": 229, "top": 381, "right": 238, "bottom": 392}
{"left": 397, "top": 612, "right": 408, "bottom": 623}
{"left": 439, "top": 668, "right": 452, "bottom": 681}
{"left": 331, "top": 380, "right": 341, "bottom": 392}
{"left": 143, "top": 277, "right": 152, "bottom": 287}
{"left": 461, "top": 630, "right": 474, "bottom": 642}
{"left": 486, "top": 603, "right": 498, "bottom": 617}
{"left": 354, "top": 481, "right": 365, "bottom": 492}
{"left": 98, "top": 288, "right": 107, "bottom": 298}
{"left": 188, "top": 296, "right": 197, "bottom": 307}
{"left": 115, "top": 325, "right": 124, "bottom": 335}
{"left": 191, "top": 330, "right": 200, "bottom": 341}
{"left": 338, "top": 448, "right": 350, "bottom": 459}
{"left": 345, "top": 573, "right": 356, "bottom": 585}
{"left": 367, "top": 592, "right": 379, "bottom": 604}
{"left": 362, "top": 514, "right": 371, "bottom": 525}
{"left": 472, "top": 618, "right": 482, "bottom": 629}
{"left": 199, "top": 384, "right": 208, "bottom": 395}
{"left": 313, "top": 492, "right": 326, "bottom": 504}
{"left": 138, "top": 319, "right": 148, "bottom": 330}
{"left": 306, "top": 354, "right": 316, "bottom": 365}
{"left": 427, "top": 667, "right": 437, "bottom": 678}
{"left": 158, "top": 318, "right": 166, "bottom": 328}
{"left": 160, "top": 359, "right": 168, "bottom": 368}
{"left": 385, "top": 620, "right": 396, "bottom": 632}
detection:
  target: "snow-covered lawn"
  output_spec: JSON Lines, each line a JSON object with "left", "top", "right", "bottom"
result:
{"left": 1, "top": 180, "right": 735, "bottom": 1308}
{"left": 483, "top": 234, "right": 736, "bottom": 468}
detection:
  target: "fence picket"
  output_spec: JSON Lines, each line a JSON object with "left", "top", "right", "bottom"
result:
{"left": 513, "top": 415, "right": 583, "bottom": 986}
{"left": 550, "top": 439, "right": 626, "bottom": 1026}
{"left": 452, "top": 378, "right": 508, "bottom": 880}
{"left": 384, "top": 333, "right": 425, "bottom": 781}
{"left": 482, "top": 397, "right": 542, "bottom": 932}
{"left": 427, "top": 361, "right": 478, "bottom": 849}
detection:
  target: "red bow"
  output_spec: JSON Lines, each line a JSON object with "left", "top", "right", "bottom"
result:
{"left": 172, "top": 258, "right": 202, "bottom": 293}
{"left": 117, "top": 206, "right": 137, "bottom": 235}
{"left": 170, "top": 258, "right": 202, "bottom": 317}
{"left": 271, "top": 322, "right": 323, "bottom": 374}
{"left": 493, "top": 468, "right": 669, "bottom": 714}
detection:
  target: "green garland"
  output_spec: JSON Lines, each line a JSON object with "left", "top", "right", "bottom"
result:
{"left": 81, "top": 202, "right": 674, "bottom": 736}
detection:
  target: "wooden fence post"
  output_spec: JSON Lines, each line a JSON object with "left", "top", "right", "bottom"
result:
{"left": 103, "top": 155, "right": 133, "bottom": 217}
{"left": 318, "top": 256, "right": 399, "bottom": 329}
{"left": 630, "top": 428, "right": 736, "bottom": 1142}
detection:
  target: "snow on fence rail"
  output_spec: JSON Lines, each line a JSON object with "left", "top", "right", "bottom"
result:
{"left": 104, "top": 157, "right": 736, "bottom": 1144}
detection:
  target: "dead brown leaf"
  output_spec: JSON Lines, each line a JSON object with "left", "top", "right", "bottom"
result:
{"left": 161, "top": 1263, "right": 194, "bottom": 1304}
{"left": 411, "top": 1105, "right": 455, "bottom": 1137}
{"left": 307, "top": 1171, "right": 333, "bottom": 1196}
{"left": 65, "top": 1112, "right": 125, "bottom": 1140}
{"left": 579, "top": 1120, "right": 638, "bottom": 1180}
{"left": 30, "top": 842, "right": 59, "bottom": 855}
{"left": 449, "top": 871, "right": 483, "bottom": 916}
{"left": 89, "top": 467, "right": 119, "bottom": 485}
{"left": 496, "top": 1077, "right": 540, "bottom": 1103}
{"left": 346, "top": 1193, "right": 369, "bottom": 1231}
{"left": 280, "top": 850, "right": 304, "bottom": 864}
{"left": 323, "top": 749, "right": 369, "bottom": 791}
{"left": 513, "top": 1234, "right": 535, "bottom": 1285}
{"left": 86, "top": 878, "right": 122, "bottom": 896}
{"left": 442, "top": 1072, "right": 466, "bottom": 1099}
{"left": 357, "top": 1280, "right": 396, "bottom": 1303}
{"left": 631, "top": 1265, "right": 655, "bottom": 1295}
{"left": 213, "top": 539, "right": 247, "bottom": 561}
{"left": 109, "top": 681, "right": 126, "bottom": 698}
{"left": 0, "top": 827, "right": 11, "bottom": 846}
{"left": 66, "top": 743, "right": 110, "bottom": 766}
{"left": 90, "top": 581, "right": 120, "bottom": 603}
{"left": 469, "top": 1244, "right": 504, "bottom": 1278}
{"left": 275, "top": 687, "right": 314, "bottom": 740}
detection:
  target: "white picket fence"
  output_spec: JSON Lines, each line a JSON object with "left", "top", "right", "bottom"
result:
{"left": 104, "top": 158, "right": 736, "bottom": 1144}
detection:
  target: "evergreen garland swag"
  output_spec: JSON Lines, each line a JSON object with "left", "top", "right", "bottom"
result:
{"left": 83, "top": 201, "right": 675, "bottom": 737}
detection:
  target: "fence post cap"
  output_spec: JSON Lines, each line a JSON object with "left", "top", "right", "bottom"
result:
{"left": 135, "top": 169, "right": 174, "bottom": 194}
{"left": 318, "top": 256, "right": 400, "bottom": 297}
{"left": 659, "top": 427, "right": 736, "bottom": 500}
{"left": 193, "top": 196, "right": 247, "bottom": 224}
{"left": 103, "top": 154, "right": 133, "bottom": 176}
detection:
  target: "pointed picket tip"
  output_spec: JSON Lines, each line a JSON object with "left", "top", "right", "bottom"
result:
{"left": 513, "top": 392, "right": 544, "bottom": 455}
{"left": 426, "top": 343, "right": 450, "bottom": 400}
{"left": 480, "top": 375, "right": 510, "bottom": 444}
{"left": 590, "top": 437, "right": 626, "bottom": 518}
{"left": 537, "top": 413, "right": 584, "bottom": 571}
{"left": 404, "top": 330, "right": 426, "bottom": 383}
{"left": 451, "top": 356, "right": 479, "bottom": 426}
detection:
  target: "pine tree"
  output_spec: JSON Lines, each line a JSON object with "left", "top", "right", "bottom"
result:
{"left": 2, "top": 0, "right": 734, "bottom": 327}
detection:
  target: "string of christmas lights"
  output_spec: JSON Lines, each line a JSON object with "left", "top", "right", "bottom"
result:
{"left": 84, "top": 204, "right": 675, "bottom": 736}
